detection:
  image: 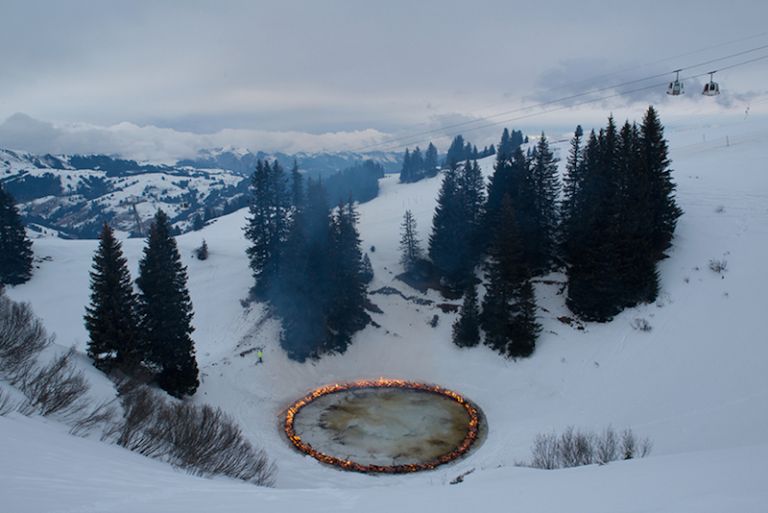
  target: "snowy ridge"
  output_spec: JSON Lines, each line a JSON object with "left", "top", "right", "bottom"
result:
{"left": 3, "top": 113, "right": 768, "bottom": 512}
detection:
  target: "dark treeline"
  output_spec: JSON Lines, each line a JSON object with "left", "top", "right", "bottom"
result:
{"left": 399, "top": 135, "right": 500, "bottom": 184}
{"left": 322, "top": 159, "right": 385, "bottom": 205}
{"left": 399, "top": 142, "right": 439, "bottom": 183}
{"left": 562, "top": 107, "right": 682, "bottom": 320}
{"left": 444, "top": 135, "right": 500, "bottom": 169}
{"left": 244, "top": 160, "right": 370, "bottom": 361}
{"left": 413, "top": 108, "right": 680, "bottom": 358}
{"left": 85, "top": 210, "right": 199, "bottom": 398}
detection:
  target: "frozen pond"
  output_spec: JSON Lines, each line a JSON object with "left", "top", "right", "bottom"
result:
{"left": 291, "top": 387, "right": 473, "bottom": 467}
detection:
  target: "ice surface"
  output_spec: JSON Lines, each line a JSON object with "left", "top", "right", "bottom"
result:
{"left": 292, "top": 388, "right": 472, "bottom": 466}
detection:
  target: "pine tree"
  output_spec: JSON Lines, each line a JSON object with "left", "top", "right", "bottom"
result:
{"left": 411, "top": 146, "right": 425, "bottom": 181}
{"left": 192, "top": 213, "right": 204, "bottom": 231}
{"left": 326, "top": 202, "right": 370, "bottom": 354}
{"left": 399, "top": 148, "right": 413, "bottom": 183}
{"left": 527, "top": 133, "right": 561, "bottom": 273}
{"left": 244, "top": 160, "right": 289, "bottom": 297}
{"left": 452, "top": 282, "right": 480, "bottom": 348}
{"left": 136, "top": 209, "right": 199, "bottom": 397}
{"left": 0, "top": 186, "right": 33, "bottom": 285}
{"left": 510, "top": 278, "right": 540, "bottom": 357}
{"left": 275, "top": 179, "right": 331, "bottom": 361}
{"left": 84, "top": 223, "right": 142, "bottom": 372}
{"left": 290, "top": 159, "right": 304, "bottom": 211}
{"left": 400, "top": 209, "right": 422, "bottom": 272}
{"left": 429, "top": 160, "right": 486, "bottom": 288}
{"left": 361, "top": 253, "right": 374, "bottom": 284}
{"left": 481, "top": 196, "right": 540, "bottom": 357}
{"left": 565, "top": 120, "right": 625, "bottom": 321}
{"left": 614, "top": 121, "right": 659, "bottom": 306}
{"left": 484, "top": 146, "right": 528, "bottom": 250}
{"left": 460, "top": 159, "right": 486, "bottom": 264}
{"left": 195, "top": 239, "right": 209, "bottom": 260}
{"left": 445, "top": 135, "right": 466, "bottom": 168}
{"left": 425, "top": 142, "right": 439, "bottom": 176}
{"left": 561, "top": 124, "right": 584, "bottom": 242}
{"left": 640, "top": 105, "right": 682, "bottom": 260}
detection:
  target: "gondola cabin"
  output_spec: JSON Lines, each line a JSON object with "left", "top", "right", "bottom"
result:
{"left": 667, "top": 70, "right": 684, "bottom": 96}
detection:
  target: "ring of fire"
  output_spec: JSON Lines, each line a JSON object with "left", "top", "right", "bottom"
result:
{"left": 283, "top": 378, "right": 481, "bottom": 473}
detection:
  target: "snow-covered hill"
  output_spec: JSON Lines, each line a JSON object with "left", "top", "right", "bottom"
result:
{"left": 0, "top": 148, "right": 247, "bottom": 237}
{"left": 3, "top": 112, "right": 768, "bottom": 512}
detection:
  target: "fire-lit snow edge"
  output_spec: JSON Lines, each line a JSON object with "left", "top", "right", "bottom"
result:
{"left": 283, "top": 378, "right": 481, "bottom": 473}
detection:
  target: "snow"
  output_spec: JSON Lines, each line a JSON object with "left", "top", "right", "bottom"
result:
{"left": 4, "top": 112, "right": 768, "bottom": 511}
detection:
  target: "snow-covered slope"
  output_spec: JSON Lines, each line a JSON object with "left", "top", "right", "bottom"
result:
{"left": 3, "top": 112, "right": 768, "bottom": 512}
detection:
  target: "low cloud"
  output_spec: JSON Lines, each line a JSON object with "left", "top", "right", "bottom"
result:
{"left": 0, "top": 113, "right": 389, "bottom": 163}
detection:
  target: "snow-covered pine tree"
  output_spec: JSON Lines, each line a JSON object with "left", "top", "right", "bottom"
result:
{"left": 137, "top": 209, "right": 199, "bottom": 397}
{"left": 85, "top": 223, "right": 142, "bottom": 372}
{"left": 399, "top": 209, "right": 422, "bottom": 272}
{"left": 452, "top": 282, "right": 480, "bottom": 348}
{"left": 0, "top": 185, "right": 33, "bottom": 285}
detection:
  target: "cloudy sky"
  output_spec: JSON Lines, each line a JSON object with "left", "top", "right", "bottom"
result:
{"left": 1, "top": 0, "right": 766, "bottom": 160}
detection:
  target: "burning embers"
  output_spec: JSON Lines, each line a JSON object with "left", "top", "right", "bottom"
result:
{"left": 283, "top": 378, "right": 481, "bottom": 473}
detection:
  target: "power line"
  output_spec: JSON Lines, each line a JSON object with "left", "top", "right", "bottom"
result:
{"left": 353, "top": 44, "right": 768, "bottom": 153}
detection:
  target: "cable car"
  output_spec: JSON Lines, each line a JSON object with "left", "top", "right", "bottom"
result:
{"left": 703, "top": 71, "right": 720, "bottom": 96}
{"left": 667, "top": 69, "right": 684, "bottom": 96}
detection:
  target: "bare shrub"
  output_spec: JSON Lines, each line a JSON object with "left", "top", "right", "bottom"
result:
{"left": 116, "top": 385, "right": 167, "bottom": 457}
{"left": 631, "top": 318, "right": 652, "bottom": 332}
{"left": 116, "top": 384, "right": 276, "bottom": 485}
{"left": 708, "top": 259, "right": 727, "bottom": 274}
{"left": 525, "top": 425, "right": 651, "bottom": 469}
{"left": 596, "top": 426, "right": 618, "bottom": 464}
{"left": 529, "top": 432, "right": 559, "bottom": 469}
{"left": 714, "top": 205, "right": 725, "bottom": 213}
{"left": 159, "top": 402, "right": 276, "bottom": 484}
{"left": 621, "top": 428, "right": 637, "bottom": 459}
{"left": 19, "top": 349, "right": 90, "bottom": 417}
{"left": 69, "top": 400, "right": 119, "bottom": 437}
{"left": 0, "top": 296, "right": 52, "bottom": 382}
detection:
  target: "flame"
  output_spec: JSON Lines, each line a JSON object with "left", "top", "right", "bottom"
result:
{"left": 283, "top": 378, "right": 481, "bottom": 473}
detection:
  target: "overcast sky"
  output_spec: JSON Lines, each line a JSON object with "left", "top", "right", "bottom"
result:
{"left": 1, "top": 0, "right": 766, "bottom": 160}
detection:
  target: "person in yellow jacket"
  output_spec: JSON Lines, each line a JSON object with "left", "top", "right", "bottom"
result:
{"left": 256, "top": 349, "right": 263, "bottom": 364}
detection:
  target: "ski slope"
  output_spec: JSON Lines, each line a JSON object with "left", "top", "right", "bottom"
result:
{"left": 3, "top": 112, "right": 768, "bottom": 512}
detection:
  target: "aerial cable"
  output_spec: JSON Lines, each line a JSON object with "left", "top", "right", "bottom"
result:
{"left": 368, "top": 56, "right": 767, "bottom": 152}
{"left": 353, "top": 44, "right": 768, "bottom": 152}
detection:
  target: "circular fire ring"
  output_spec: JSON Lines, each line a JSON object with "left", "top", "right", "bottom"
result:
{"left": 284, "top": 378, "right": 481, "bottom": 473}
